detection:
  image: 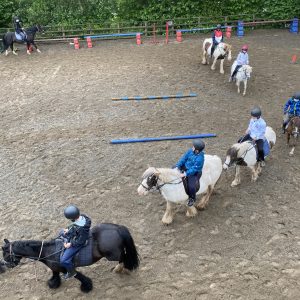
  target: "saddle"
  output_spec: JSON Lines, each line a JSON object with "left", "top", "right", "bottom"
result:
{"left": 55, "top": 232, "right": 94, "bottom": 267}
{"left": 249, "top": 140, "right": 270, "bottom": 159}
{"left": 15, "top": 32, "right": 27, "bottom": 42}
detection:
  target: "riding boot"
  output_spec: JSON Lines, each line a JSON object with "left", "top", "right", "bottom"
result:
{"left": 282, "top": 123, "right": 286, "bottom": 134}
{"left": 63, "top": 268, "right": 77, "bottom": 279}
{"left": 187, "top": 197, "right": 196, "bottom": 207}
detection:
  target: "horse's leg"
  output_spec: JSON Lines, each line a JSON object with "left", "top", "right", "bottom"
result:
{"left": 243, "top": 80, "right": 247, "bottom": 96}
{"left": 26, "top": 42, "right": 31, "bottom": 55}
{"left": 186, "top": 205, "right": 198, "bottom": 218}
{"left": 202, "top": 49, "right": 207, "bottom": 64}
{"left": 231, "top": 165, "right": 241, "bottom": 187}
{"left": 196, "top": 185, "right": 214, "bottom": 210}
{"left": 251, "top": 165, "right": 259, "bottom": 181}
{"left": 220, "top": 59, "right": 224, "bottom": 74}
{"left": 32, "top": 41, "right": 41, "bottom": 53}
{"left": 74, "top": 271, "right": 93, "bottom": 293}
{"left": 12, "top": 43, "right": 18, "bottom": 55}
{"left": 236, "top": 80, "right": 241, "bottom": 94}
{"left": 211, "top": 57, "right": 217, "bottom": 70}
{"left": 289, "top": 138, "right": 296, "bottom": 156}
{"left": 48, "top": 271, "right": 61, "bottom": 289}
{"left": 162, "top": 201, "right": 174, "bottom": 225}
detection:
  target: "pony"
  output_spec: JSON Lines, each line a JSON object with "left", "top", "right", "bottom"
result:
{"left": 1, "top": 223, "right": 139, "bottom": 293}
{"left": 230, "top": 63, "right": 253, "bottom": 96}
{"left": 285, "top": 116, "right": 300, "bottom": 156}
{"left": 202, "top": 38, "right": 232, "bottom": 74}
{"left": 223, "top": 126, "right": 276, "bottom": 187}
{"left": 137, "top": 154, "right": 222, "bottom": 225}
{"left": 1, "top": 25, "right": 43, "bottom": 56}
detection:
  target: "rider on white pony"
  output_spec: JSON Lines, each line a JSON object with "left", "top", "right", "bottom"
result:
{"left": 238, "top": 107, "right": 267, "bottom": 166}
{"left": 211, "top": 24, "right": 224, "bottom": 57}
{"left": 175, "top": 139, "right": 205, "bottom": 207}
{"left": 230, "top": 44, "right": 249, "bottom": 81}
{"left": 282, "top": 92, "right": 300, "bottom": 133}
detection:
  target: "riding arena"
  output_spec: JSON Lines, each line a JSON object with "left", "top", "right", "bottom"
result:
{"left": 0, "top": 15, "right": 299, "bottom": 299}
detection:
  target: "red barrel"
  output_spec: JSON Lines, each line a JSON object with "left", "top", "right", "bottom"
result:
{"left": 74, "top": 38, "right": 80, "bottom": 50}
{"left": 176, "top": 31, "right": 182, "bottom": 42}
{"left": 87, "top": 37, "right": 93, "bottom": 48}
{"left": 136, "top": 33, "right": 142, "bottom": 45}
{"left": 226, "top": 26, "right": 232, "bottom": 38}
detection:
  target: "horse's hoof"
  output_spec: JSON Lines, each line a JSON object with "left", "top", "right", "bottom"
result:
{"left": 220, "top": 70, "right": 224, "bottom": 74}
{"left": 37, "top": 49, "right": 41, "bottom": 53}
{"left": 186, "top": 206, "right": 197, "bottom": 218}
{"left": 13, "top": 51, "right": 18, "bottom": 56}
{"left": 231, "top": 181, "right": 239, "bottom": 187}
{"left": 161, "top": 218, "right": 173, "bottom": 225}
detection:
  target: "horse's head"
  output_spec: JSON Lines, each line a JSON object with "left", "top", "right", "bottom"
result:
{"left": 223, "top": 145, "right": 239, "bottom": 170}
{"left": 243, "top": 65, "right": 252, "bottom": 79}
{"left": 137, "top": 167, "right": 160, "bottom": 195}
{"left": 2, "top": 239, "right": 22, "bottom": 268}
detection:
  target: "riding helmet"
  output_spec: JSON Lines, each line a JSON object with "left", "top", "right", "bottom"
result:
{"left": 193, "top": 139, "right": 205, "bottom": 152}
{"left": 64, "top": 205, "right": 80, "bottom": 220}
{"left": 216, "top": 24, "right": 222, "bottom": 29}
{"left": 242, "top": 44, "right": 248, "bottom": 51}
{"left": 293, "top": 92, "right": 300, "bottom": 100}
{"left": 250, "top": 107, "right": 262, "bottom": 118}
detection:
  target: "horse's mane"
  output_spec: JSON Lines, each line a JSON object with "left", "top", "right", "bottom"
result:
{"left": 227, "top": 142, "right": 253, "bottom": 158}
{"left": 142, "top": 167, "right": 181, "bottom": 182}
{"left": 13, "top": 239, "right": 55, "bottom": 248}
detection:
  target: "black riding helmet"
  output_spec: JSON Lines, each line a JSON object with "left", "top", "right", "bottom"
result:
{"left": 216, "top": 24, "right": 222, "bottom": 29}
{"left": 293, "top": 92, "right": 300, "bottom": 100}
{"left": 193, "top": 139, "right": 205, "bottom": 152}
{"left": 251, "top": 106, "right": 262, "bottom": 118}
{"left": 64, "top": 205, "right": 80, "bottom": 221}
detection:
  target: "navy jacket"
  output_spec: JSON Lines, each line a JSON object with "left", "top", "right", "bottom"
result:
{"left": 65, "top": 214, "right": 91, "bottom": 247}
{"left": 176, "top": 149, "right": 205, "bottom": 176}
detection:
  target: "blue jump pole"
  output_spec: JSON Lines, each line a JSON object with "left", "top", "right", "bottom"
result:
{"left": 237, "top": 20, "right": 244, "bottom": 37}
{"left": 110, "top": 133, "right": 216, "bottom": 144}
{"left": 112, "top": 93, "right": 198, "bottom": 101}
{"left": 290, "top": 18, "right": 299, "bottom": 34}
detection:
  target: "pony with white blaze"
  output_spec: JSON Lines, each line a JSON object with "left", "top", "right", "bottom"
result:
{"left": 137, "top": 154, "right": 222, "bottom": 225}
{"left": 202, "top": 38, "right": 232, "bottom": 74}
{"left": 223, "top": 126, "right": 276, "bottom": 187}
{"left": 230, "top": 62, "right": 252, "bottom": 96}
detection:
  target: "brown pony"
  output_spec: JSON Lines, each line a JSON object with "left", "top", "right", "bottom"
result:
{"left": 286, "top": 116, "right": 300, "bottom": 156}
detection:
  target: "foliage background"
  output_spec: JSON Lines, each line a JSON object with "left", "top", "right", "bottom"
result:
{"left": 0, "top": 0, "right": 299, "bottom": 28}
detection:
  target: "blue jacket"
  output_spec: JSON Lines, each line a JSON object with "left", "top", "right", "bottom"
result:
{"left": 176, "top": 149, "right": 205, "bottom": 176}
{"left": 284, "top": 98, "right": 300, "bottom": 116}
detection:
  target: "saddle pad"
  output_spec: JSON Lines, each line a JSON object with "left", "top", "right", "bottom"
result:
{"left": 15, "top": 32, "right": 25, "bottom": 41}
{"left": 56, "top": 232, "right": 93, "bottom": 267}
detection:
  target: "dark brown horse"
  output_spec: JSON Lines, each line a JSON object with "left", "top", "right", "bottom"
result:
{"left": 286, "top": 116, "right": 300, "bottom": 156}
{"left": 1, "top": 223, "right": 139, "bottom": 293}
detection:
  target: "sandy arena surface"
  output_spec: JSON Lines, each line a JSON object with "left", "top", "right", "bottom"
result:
{"left": 0, "top": 29, "right": 299, "bottom": 299}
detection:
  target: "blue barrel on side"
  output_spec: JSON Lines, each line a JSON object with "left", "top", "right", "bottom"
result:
{"left": 237, "top": 20, "right": 244, "bottom": 37}
{"left": 290, "top": 18, "right": 299, "bottom": 34}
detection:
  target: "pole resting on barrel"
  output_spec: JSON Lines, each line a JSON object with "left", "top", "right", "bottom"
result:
{"left": 112, "top": 93, "right": 197, "bottom": 101}
{"left": 111, "top": 133, "right": 217, "bottom": 144}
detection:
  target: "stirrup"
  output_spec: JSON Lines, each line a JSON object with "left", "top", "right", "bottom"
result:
{"left": 63, "top": 270, "right": 77, "bottom": 280}
{"left": 187, "top": 198, "right": 196, "bottom": 207}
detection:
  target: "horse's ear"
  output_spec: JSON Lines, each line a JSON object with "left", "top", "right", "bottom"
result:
{"left": 4, "top": 239, "right": 9, "bottom": 244}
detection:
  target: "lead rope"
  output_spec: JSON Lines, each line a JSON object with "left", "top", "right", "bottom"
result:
{"left": 34, "top": 240, "right": 44, "bottom": 282}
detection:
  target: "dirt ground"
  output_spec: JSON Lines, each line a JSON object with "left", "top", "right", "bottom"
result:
{"left": 0, "top": 29, "right": 299, "bottom": 300}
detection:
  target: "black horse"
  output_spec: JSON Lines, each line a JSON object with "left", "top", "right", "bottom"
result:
{"left": 1, "top": 223, "right": 139, "bottom": 293}
{"left": 1, "top": 25, "right": 43, "bottom": 56}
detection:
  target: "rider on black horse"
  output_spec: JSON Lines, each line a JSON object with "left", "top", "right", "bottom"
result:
{"left": 13, "top": 16, "right": 27, "bottom": 42}
{"left": 175, "top": 139, "right": 205, "bottom": 207}
{"left": 60, "top": 205, "right": 91, "bottom": 279}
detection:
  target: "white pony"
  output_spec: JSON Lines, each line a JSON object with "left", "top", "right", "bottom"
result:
{"left": 230, "top": 62, "right": 253, "bottom": 96}
{"left": 202, "top": 38, "right": 232, "bottom": 74}
{"left": 137, "top": 155, "right": 222, "bottom": 225}
{"left": 223, "top": 126, "right": 276, "bottom": 187}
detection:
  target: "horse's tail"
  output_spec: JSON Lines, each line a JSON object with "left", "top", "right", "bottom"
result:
{"left": 118, "top": 225, "right": 139, "bottom": 271}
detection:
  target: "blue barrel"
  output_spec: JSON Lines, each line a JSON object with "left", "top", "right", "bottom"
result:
{"left": 237, "top": 20, "right": 244, "bottom": 37}
{"left": 290, "top": 18, "right": 298, "bottom": 34}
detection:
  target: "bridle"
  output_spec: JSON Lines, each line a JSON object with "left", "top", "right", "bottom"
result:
{"left": 141, "top": 173, "right": 182, "bottom": 193}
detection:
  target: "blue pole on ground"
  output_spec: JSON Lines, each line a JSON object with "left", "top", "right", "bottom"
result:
{"left": 110, "top": 133, "right": 217, "bottom": 144}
